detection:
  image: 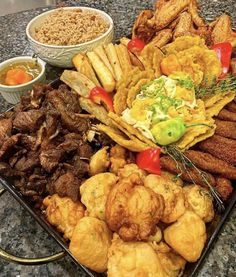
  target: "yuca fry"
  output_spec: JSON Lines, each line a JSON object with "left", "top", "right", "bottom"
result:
{"left": 96, "top": 124, "right": 149, "bottom": 152}
{"left": 108, "top": 112, "right": 157, "bottom": 147}
{"left": 120, "top": 37, "right": 130, "bottom": 47}
{"left": 79, "top": 97, "right": 115, "bottom": 127}
{"left": 105, "top": 43, "right": 123, "bottom": 81}
{"left": 72, "top": 53, "right": 100, "bottom": 86}
{"left": 87, "top": 51, "right": 115, "bottom": 92}
{"left": 127, "top": 78, "right": 150, "bottom": 108}
{"left": 115, "top": 44, "right": 133, "bottom": 73}
{"left": 94, "top": 45, "right": 116, "bottom": 78}
{"left": 60, "top": 70, "right": 95, "bottom": 97}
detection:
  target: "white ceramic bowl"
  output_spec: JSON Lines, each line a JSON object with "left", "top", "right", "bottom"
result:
{"left": 0, "top": 56, "right": 46, "bottom": 104}
{"left": 26, "top": 7, "right": 114, "bottom": 68}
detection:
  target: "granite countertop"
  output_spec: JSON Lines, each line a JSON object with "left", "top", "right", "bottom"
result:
{"left": 0, "top": 0, "right": 235, "bottom": 276}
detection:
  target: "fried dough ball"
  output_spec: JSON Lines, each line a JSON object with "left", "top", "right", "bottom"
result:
{"left": 152, "top": 242, "right": 186, "bottom": 277}
{"left": 144, "top": 174, "right": 186, "bottom": 223}
{"left": 110, "top": 144, "right": 127, "bottom": 174}
{"left": 69, "top": 217, "right": 112, "bottom": 273}
{"left": 118, "top": 163, "right": 147, "bottom": 181}
{"left": 43, "top": 194, "right": 84, "bottom": 240}
{"left": 183, "top": 184, "right": 214, "bottom": 223}
{"left": 106, "top": 173, "right": 164, "bottom": 241}
{"left": 164, "top": 211, "right": 206, "bottom": 262}
{"left": 107, "top": 234, "right": 166, "bottom": 277}
{"left": 80, "top": 173, "right": 118, "bottom": 220}
{"left": 89, "top": 146, "right": 110, "bottom": 176}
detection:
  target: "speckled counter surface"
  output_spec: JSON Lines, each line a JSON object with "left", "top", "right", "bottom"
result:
{"left": 0, "top": 0, "right": 235, "bottom": 276}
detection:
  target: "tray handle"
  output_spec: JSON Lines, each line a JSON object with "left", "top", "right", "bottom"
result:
{"left": 0, "top": 188, "right": 66, "bottom": 265}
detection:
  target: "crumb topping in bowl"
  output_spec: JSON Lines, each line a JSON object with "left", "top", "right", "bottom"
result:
{"left": 34, "top": 8, "right": 110, "bottom": 46}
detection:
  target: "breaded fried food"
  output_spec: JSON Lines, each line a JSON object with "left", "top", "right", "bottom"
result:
{"left": 185, "top": 149, "right": 236, "bottom": 178}
{"left": 217, "top": 108, "right": 236, "bottom": 122}
{"left": 89, "top": 147, "right": 110, "bottom": 176}
{"left": 215, "top": 177, "right": 233, "bottom": 201}
{"left": 69, "top": 217, "right": 112, "bottom": 272}
{"left": 107, "top": 234, "right": 166, "bottom": 277}
{"left": 110, "top": 144, "right": 127, "bottom": 174}
{"left": 80, "top": 173, "right": 118, "bottom": 220}
{"left": 144, "top": 174, "right": 186, "bottom": 223}
{"left": 153, "top": 0, "right": 191, "bottom": 30}
{"left": 188, "top": 0, "right": 205, "bottom": 27}
{"left": 160, "top": 156, "right": 216, "bottom": 188}
{"left": 118, "top": 163, "right": 147, "bottom": 181}
{"left": 153, "top": 242, "right": 186, "bottom": 277}
{"left": 183, "top": 184, "right": 214, "bottom": 223}
{"left": 215, "top": 119, "right": 236, "bottom": 139}
{"left": 225, "top": 101, "right": 236, "bottom": 113}
{"left": 198, "top": 135, "right": 236, "bottom": 167}
{"left": 149, "top": 29, "right": 172, "bottom": 48}
{"left": 173, "top": 12, "right": 192, "bottom": 39}
{"left": 105, "top": 173, "right": 164, "bottom": 241}
{"left": 43, "top": 194, "right": 85, "bottom": 240}
{"left": 164, "top": 211, "right": 206, "bottom": 262}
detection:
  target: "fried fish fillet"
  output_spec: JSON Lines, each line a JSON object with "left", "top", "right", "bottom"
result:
{"left": 43, "top": 194, "right": 85, "bottom": 240}
{"left": 185, "top": 149, "right": 236, "bottom": 180}
{"left": 105, "top": 173, "right": 164, "bottom": 241}
{"left": 215, "top": 119, "right": 236, "bottom": 140}
{"left": 198, "top": 135, "right": 236, "bottom": 167}
{"left": 160, "top": 156, "right": 216, "bottom": 188}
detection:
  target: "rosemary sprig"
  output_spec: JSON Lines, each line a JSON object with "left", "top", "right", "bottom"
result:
{"left": 163, "top": 145, "right": 225, "bottom": 213}
{"left": 196, "top": 75, "right": 236, "bottom": 98}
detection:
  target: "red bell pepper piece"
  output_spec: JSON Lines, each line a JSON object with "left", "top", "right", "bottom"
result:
{"left": 211, "top": 42, "right": 232, "bottom": 79}
{"left": 136, "top": 147, "right": 161, "bottom": 175}
{"left": 127, "top": 38, "right": 145, "bottom": 52}
{"left": 89, "top": 87, "right": 114, "bottom": 112}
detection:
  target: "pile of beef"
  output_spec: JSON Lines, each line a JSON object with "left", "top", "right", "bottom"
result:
{"left": 0, "top": 83, "right": 110, "bottom": 205}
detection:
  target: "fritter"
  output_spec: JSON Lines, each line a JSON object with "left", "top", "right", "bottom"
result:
{"left": 183, "top": 184, "right": 214, "bottom": 222}
{"left": 164, "top": 211, "right": 206, "bottom": 262}
{"left": 215, "top": 119, "right": 236, "bottom": 139}
{"left": 144, "top": 174, "right": 186, "bottom": 223}
{"left": 198, "top": 135, "right": 236, "bottom": 166}
{"left": 43, "top": 194, "right": 85, "bottom": 240}
{"left": 69, "top": 217, "right": 112, "bottom": 273}
{"left": 185, "top": 150, "right": 236, "bottom": 179}
{"left": 105, "top": 173, "right": 164, "bottom": 241}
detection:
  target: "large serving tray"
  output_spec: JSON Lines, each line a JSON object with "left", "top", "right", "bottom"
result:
{"left": 0, "top": 79, "right": 235, "bottom": 276}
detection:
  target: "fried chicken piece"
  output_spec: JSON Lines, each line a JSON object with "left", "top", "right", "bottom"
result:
{"left": 215, "top": 177, "right": 233, "bottom": 201}
{"left": 118, "top": 163, "right": 147, "bottom": 181}
{"left": 106, "top": 173, "right": 164, "bottom": 241}
{"left": 173, "top": 12, "right": 192, "bottom": 39}
{"left": 89, "top": 146, "right": 110, "bottom": 176}
{"left": 160, "top": 156, "right": 216, "bottom": 188}
{"left": 107, "top": 234, "right": 166, "bottom": 277}
{"left": 80, "top": 173, "right": 118, "bottom": 220}
{"left": 185, "top": 148, "right": 236, "bottom": 180}
{"left": 110, "top": 144, "right": 127, "bottom": 174}
{"left": 164, "top": 211, "right": 206, "bottom": 262}
{"left": 132, "top": 10, "right": 156, "bottom": 43}
{"left": 150, "top": 29, "right": 172, "bottom": 48}
{"left": 153, "top": 0, "right": 190, "bottom": 30}
{"left": 211, "top": 14, "right": 236, "bottom": 47}
{"left": 197, "top": 136, "right": 236, "bottom": 166}
{"left": 217, "top": 108, "right": 236, "bottom": 122}
{"left": 183, "top": 184, "right": 214, "bottom": 222}
{"left": 215, "top": 119, "right": 236, "bottom": 140}
{"left": 144, "top": 174, "right": 185, "bottom": 223}
{"left": 153, "top": 242, "right": 186, "bottom": 277}
{"left": 43, "top": 194, "right": 85, "bottom": 240}
{"left": 188, "top": 0, "right": 205, "bottom": 27}
{"left": 69, "top": 217, "right": 112, "bottom": 273}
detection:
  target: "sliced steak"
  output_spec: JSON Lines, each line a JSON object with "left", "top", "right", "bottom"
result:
{"left": 13, "top": 110, "right": 45, "bottom": 132}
